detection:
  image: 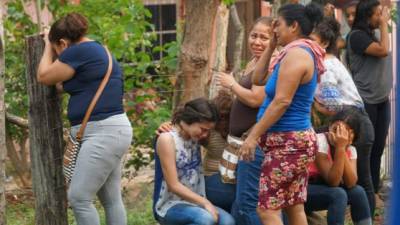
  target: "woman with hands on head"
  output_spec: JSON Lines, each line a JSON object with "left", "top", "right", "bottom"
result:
{"left": 239, "top": 3, "right": 326, "bottom": 225}
{"left": 37, "top": 13, "right": 132, "bottom": 225}
{"left": 306, "top": 108, "right": 372, "bottom": 225}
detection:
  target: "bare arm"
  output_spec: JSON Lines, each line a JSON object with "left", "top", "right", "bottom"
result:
{"left": 156, "top": 133, "right": 218, "bottom": 220}
{"left": 215, "top": 72, "right": 265, "bottom": 108}
{"left": 342, "top": 149, "right": 358, "bottom": 188}
{"left": 240, "top": 48, "right": 314, "bottom": 161}
{"left": 364, "top": 6, "right": 390, "bottom": 57}
{"left": 316, "top": 147, "right": 346, "bottom": 187}
{"left": 37, "top": 35, "right": 75, "bottom": 85}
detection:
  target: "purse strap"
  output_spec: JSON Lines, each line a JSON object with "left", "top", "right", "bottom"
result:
{"left": 75, "top": 46, "right": 113, "bottom": 142}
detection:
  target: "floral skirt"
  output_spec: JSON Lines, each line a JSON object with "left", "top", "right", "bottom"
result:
{"left": 257, "top": 128, "right": 317, "bottom": 210}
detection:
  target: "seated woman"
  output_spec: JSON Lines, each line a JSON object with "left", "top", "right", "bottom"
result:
{"left": 153, "top": 98, "right": 235, "bottom": 225}
{"left": 310, "top": 17, "right": 375, "bottom": 215}
{"left": 306, "top": 107, "right": 372, "bottom": 225}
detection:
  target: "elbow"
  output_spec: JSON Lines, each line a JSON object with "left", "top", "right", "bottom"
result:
{"left": 37, "top": 72, "right": 50, "bottom": 86}
{"left": 166, "top": 183, "right": 180, "bottom": 194}
{"left": 327, "top": 180, "right": 341, "bottom": 187}
{"left": 275, "top": 98, "right": 291, "bottom": 109}
{"left": 344, "top": 181, "right": 357, "bottom": 189}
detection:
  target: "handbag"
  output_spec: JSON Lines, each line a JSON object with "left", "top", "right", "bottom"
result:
{"left": 219, "top": 127, "right": 253, "bottom": 184}
{"left": 63, "top": 46, "right": 113, "bottom": 184}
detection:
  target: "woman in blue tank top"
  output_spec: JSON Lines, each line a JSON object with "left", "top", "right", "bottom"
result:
{"left": 239, "top": 3, "right": 326, "bottom": 225}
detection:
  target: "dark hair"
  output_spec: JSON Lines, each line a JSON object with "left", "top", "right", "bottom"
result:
{"left": 329, "top": 107, "right": 362, "bottom": 143}
{"left": 278, "top": 3, "right": 324, "bottom": 36}
{"left": 212, "top": 90, "right": 233, "bottom": 138}
{"left": 49, "top": 13, "right": 89, "bottom": 44}
{"left": 314, "top": 17, "right": 340, "bottom": 54}
{"left": 172, "top": 98, "right": 219, "bottom": 125}
{"left": 251, "top": 16, "right": 273, "bottom": 30}
{"left": 352, "top": 0, "right": 380, "bottom": 36}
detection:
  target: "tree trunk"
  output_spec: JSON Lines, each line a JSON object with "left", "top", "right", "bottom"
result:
{"left": 25, "top": 35, "right": 68, "bottom": 225}
{"left": 173, "top": 0, "right": 219, "bottom": 108}
{"left": 209, "top": 3, "right": 230, "bottom": 99}
{"left": 0, "top": 4, "right": 7, "bottom": 224}
{"left": 229, "top": 4, "right": 244, "bottom": 80}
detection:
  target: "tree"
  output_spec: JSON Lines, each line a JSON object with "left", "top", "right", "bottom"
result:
{"left": 173, "top": 0, "right": 220, "bottom": 107}
{"left": 0, "top": 1, "right": 7, "bottom": 224}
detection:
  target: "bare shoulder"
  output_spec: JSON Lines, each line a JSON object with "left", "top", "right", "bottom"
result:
{"left": 284, "top": 47, "right": 313, "bottom": 63}
{"left": 156, "top": 133, "right": 175, "bottom": 155}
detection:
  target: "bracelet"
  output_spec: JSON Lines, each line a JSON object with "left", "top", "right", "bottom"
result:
{"left": 229, "top": 82, "right": 234, "bottom": 91}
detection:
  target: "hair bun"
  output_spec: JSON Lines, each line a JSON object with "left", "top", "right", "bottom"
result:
{"left": 305, "top": 3, "right": 324, "bottom": 25}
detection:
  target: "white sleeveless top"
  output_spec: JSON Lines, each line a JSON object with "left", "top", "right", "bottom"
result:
{"left": 155, "top": 129, "right": 206, "bottom": 217}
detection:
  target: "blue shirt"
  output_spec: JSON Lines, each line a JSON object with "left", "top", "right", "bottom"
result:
{"left": 59, "top": 41, "right": 124, "bottom": 125}
{"left": 257, "top": 47, "right": 317, "bottom": 132}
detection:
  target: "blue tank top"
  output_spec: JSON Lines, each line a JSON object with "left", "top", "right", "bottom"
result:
{"left": 257, "top": 47, "right": 317, "bottom": 132}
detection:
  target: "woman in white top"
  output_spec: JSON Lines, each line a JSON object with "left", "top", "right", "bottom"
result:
{"left": 153, "top": 98, "right": 235, "bottom": 225}
{"left": 305, "top": 107, "right": 372, "bottom": 225}
{"left": 310, "top": 17, "right": 376, "bottom": 215}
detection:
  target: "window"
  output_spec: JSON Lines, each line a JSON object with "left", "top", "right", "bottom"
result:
{"left": 145, "top": 4, "right": 177, "bottom": 60}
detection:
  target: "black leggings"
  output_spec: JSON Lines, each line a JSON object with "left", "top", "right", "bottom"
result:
{"left": 364, "top": 100, "right": 391, "bottom": 194}
{"left": 352, "top": 109, "right": 375, "bottom": 216}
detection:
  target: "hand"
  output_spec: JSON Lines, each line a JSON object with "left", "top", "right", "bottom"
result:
{"left": 329, "top": 123, "right": 349, "bottom": 149}
{"left": 239, "top": 137, "right": 258, "bottom": 161}
{"left": 156, "top": 121, "right": 173, "bottom": 136}
{"left": 380, "top": 6, "right": 390, "bottom": 26}
{"left": 268, "top": 19, "right": 278, "bottom": 50}
{"left": 215, "top": 72, "right": 236, "bottom": 90}
{"left": 324, "top": 3, "right": 335, "bottom": 17}
{"left": 40, "top": 27, "right": 51, "bottom": 45}
{"left": 203, "top": 200, "right": 219, "bottom": 222}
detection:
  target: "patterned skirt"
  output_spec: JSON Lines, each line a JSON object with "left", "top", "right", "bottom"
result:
{"left": 257, "top": 128, "right": 317, "bottom": 210}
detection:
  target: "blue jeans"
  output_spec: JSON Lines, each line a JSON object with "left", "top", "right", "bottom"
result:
{"left": 305, "top": 184, "right": 372, "bottom": 225}
{"left": 68, "top": 114, "right": 132, "bottom": 225}
{"left": 205, "top": 173, "right": 236, "bottom": 212}
{"left": 158, "top": 203, "right": 236, "bottom": 225}
{"left": 231, "top": 147, "right": 264, "bottom": 225}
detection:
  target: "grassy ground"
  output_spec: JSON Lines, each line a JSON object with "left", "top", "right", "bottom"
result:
{"left": 6, "top": 183, "right": 156, "bottom": 225}
{"left": 5, "top": 181, "right": 387, "bottom": 225}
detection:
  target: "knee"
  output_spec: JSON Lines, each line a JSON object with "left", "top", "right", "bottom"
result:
{"left": 219, "top": 214, "right": 236, "bottom": 225}
{"left": 67, "top": 187, "right": 90, "bottom": 208}
{"left": 348, "top": 185, "right": 367, "bottom": 199}
{"left": 194, "top": 211, "right": 216, "bottom": 225}
{"left": 331, "top": 187, "right": 348, "bottom": 206}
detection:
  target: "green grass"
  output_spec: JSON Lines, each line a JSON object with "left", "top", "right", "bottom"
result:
{"left": 6, "top": 184, "right": 157, "bottom": 225}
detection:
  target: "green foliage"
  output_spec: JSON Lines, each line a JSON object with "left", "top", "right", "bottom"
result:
{"left": 222, "top": 0, "right": 236, "bottom": 6}
{"left": 4, "top": 0, "right": 178, "bottom": 172}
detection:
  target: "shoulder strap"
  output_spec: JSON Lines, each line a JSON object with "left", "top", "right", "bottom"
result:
{"left": 76, "top": 46, "right": 113, "bottom": 142}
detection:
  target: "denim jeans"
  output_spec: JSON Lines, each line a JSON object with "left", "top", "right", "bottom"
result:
{"left": 231, "top": 147, "right": 264, "bottom": 225}
{"left": 364, "top": 100, "right": 391, "bottom": 194}
{"left": 205, "top": 173, "right": 236, "bottom": 212}
{"left": 305, "top": 184, "right": 372, "bottom": 225}
{"left": 316, "top": 106, "right": 375, "bottom": 215}
{"left": 158, "top": 203, "right": 235, "bottom": 225}
{"left": 68, "top": 114, "right": 132, "bottom": 225}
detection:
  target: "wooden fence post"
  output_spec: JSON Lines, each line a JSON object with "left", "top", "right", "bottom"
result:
{"left": 0, "top": 6, "right": 7, "bottom": 225}
{"left": 25, "top": 35, "right": 68, "bottom": 225}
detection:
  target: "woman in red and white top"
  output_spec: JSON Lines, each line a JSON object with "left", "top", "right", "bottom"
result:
{"left": 305, "top": 107, "right": 372, "bottom": 225}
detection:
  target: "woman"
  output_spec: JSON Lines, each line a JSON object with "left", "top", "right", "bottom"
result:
{"left": 306, "top": 108, "right": 372, "bottom": 225}
{"left": 37, "top": 13, "right": 132, "bottom": 225}
{"left": 215, "top": 17, "right": 274, "bottom": 225}
{"left": 153, "top": 98, "right": 235, "bottom": 225}
{"left": 311, "top": 17, "right": 375, "bottom": 215}
{"left": 240, "top": 3, "right": 325, "bottom": 225}
{"left": 346, "top": 0, "right": 392, "bottom": 209}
